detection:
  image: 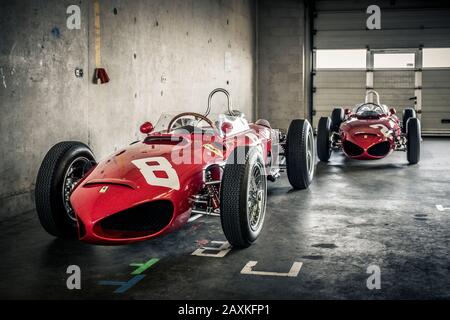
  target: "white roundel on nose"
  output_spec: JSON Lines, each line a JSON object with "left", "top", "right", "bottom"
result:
{"left": 369, "top": 124, "right": 391, "bottom": 137}
{"left": 131, "top": 157, "right": 180, "bottom": 190}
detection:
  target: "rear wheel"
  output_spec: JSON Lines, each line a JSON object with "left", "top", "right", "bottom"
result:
{"left": 35, "top": 141, "right": 96, "bottom": 238}
{"left": 407, "top": 118, "right": 421, "bottom": 164}
{"left": 220, "top": 146, "right": 267, "bottom": 248}
{"left": 402, "top": 108, "right": 416, "bottom": 134}
{"left": 331, "top": 108, "right": 345, "bottom": 132}
{"left": 317, "top": 117, "right": 332, "bottom": 162}
{"left": 286, "top": 119, "right": 315, "bottom": 190}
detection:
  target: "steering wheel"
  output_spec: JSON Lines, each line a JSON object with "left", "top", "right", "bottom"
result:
{"left": 167, "top": 112, "right": 217, "bottom": 133}
{"left": 356, "top": 103, "right": 384, "bottom": 114}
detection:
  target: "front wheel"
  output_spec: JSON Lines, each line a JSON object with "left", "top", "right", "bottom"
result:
{"left": 220, "top": 146, "right": 267, "bottom": 248}
{"left": 286, "top": 119, "right": 315, "bottom": 190}
{"left": 331, "top": 108, "right": 345, "bottom": 132}
{"left": 317, "top": 117, "right": 332, "bottom": 162}
{"left": 407, "top": 118, "right": 421, "bottom": 164}
{"left": 35, "top": 141, "right": 96, "bottom": 238}
{"left": 402, "top": 108, "right": 416, "bottom": 134}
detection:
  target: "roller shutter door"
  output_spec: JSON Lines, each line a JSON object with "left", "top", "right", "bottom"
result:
{"left": 314, "top": 0, "right": 450, "bottom": 49}
{"left": 373, "top": 70, "right": 415, "bottom": 117}
{"left": 312, "top": 0, "right": 450, "bottom": 134}
{"left": 313, "top": 70, "right": 365, "bottom": 128}
{"left": 422, "top": 70, "right": 450, "bottom": 134}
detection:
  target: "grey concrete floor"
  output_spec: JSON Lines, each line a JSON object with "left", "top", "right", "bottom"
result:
{"left": 1, "top": 137, "right": 449, "bottom": 299}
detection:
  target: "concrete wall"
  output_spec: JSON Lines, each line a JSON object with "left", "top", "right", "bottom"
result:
{"left": 257, "top": 0, "right": 307, "bottom": 130}
{"left": 0, "top": 0, "right": 256, "bottom": 219}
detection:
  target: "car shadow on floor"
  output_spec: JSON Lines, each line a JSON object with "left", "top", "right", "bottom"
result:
{"left": 315, "top": 152, "right": 409, "bottom": 176}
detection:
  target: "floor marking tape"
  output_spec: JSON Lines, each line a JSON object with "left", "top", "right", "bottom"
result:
{"left": 191, "top": 241, "right": 231, "bottom": 258}
{"left": 240, "top": 261, "right": 303, "bottom": 277}
{"left": 98, "top": 275, "right": 146, "bottom": 293}
{"left": 93, "top": 0, "right": 101, "bottom": 67}
{"left": 130, "top": 258, "right": 159, "bottom": 275}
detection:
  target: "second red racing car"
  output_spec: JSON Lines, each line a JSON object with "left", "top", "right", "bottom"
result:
{"left": 317, "top": 90, "right": 421, "bottom": 164}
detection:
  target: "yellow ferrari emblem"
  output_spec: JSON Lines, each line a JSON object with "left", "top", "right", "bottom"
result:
{"left": 203, "top": 144, "right": 223, "bottom": 157}
{"left": 99, "top": 186, "right": 109, "bottom": 193}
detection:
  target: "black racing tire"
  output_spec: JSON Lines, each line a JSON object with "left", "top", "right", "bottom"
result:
{"left": 35, "top": 141, "right": 96, "bottom": 238}
{"left": 286, "top": 119, "right": 315, "bottom": 190}
{"left": 220, "top": 146, "right": 267, "bottom": 248}
{"left": 317, "top": 117, "right": 332, "bottom": 162}
{"left": 402, "top": 108, "right": 416, "bottom": 134}
{"left": 331, "top": 108, "right": 345, "bottom": 132}
{"left": 407, "top": 118, "right": 421, "bottom": 165}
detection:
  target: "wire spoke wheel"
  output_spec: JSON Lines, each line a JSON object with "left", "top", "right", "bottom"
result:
{"left": 220, "top": 146, "right": 267, "bottom": 248}
{"left": 35, "top": 141, "right": 96, "bottom": 238}
{"left": 306, "top": 128, "right": 315, "bottom": 178}
{"left": 62, "top": 157, "right": 92, "bottom": 221}
{"left": 247, "top": 161, "right": 266, "bottom": 232}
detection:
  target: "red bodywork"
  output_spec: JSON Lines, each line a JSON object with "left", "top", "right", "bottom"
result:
{"left": 70, "top": 124, "right": 272, "bottom": 245}
{"left": 340, "top": 111, "right": 401, "bottom": 160}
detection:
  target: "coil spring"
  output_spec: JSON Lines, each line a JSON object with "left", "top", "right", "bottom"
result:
{"left": 205, "top": 171, "right": 220, "bottom": 209}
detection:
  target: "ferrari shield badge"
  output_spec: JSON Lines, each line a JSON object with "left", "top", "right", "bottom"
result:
{"left": 203, "top": 144, "right": 223, "bottom": 157}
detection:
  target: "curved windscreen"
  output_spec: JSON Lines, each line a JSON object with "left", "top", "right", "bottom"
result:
{"left": 353, "top": 103, "right": 389, "bottom": 117}
{"left": 152, "top": 111, "right": 249, "bottom": 136}
{"left": 153, "top": 112, "right": 215, "bottom": 134}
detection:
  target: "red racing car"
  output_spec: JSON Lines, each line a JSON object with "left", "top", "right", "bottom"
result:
{"left": 317, "top": 90, "right": 421, "bottom": 164}
{"left": 35, "top": 88, "right": 315, "bottom": 248}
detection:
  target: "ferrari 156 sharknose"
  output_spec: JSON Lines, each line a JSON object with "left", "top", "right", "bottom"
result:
{"left": 317, "top": 90, "right": 421, "bottom": 164}
{"left": 35, "top": 89, "right": 315, "bottom": 248}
